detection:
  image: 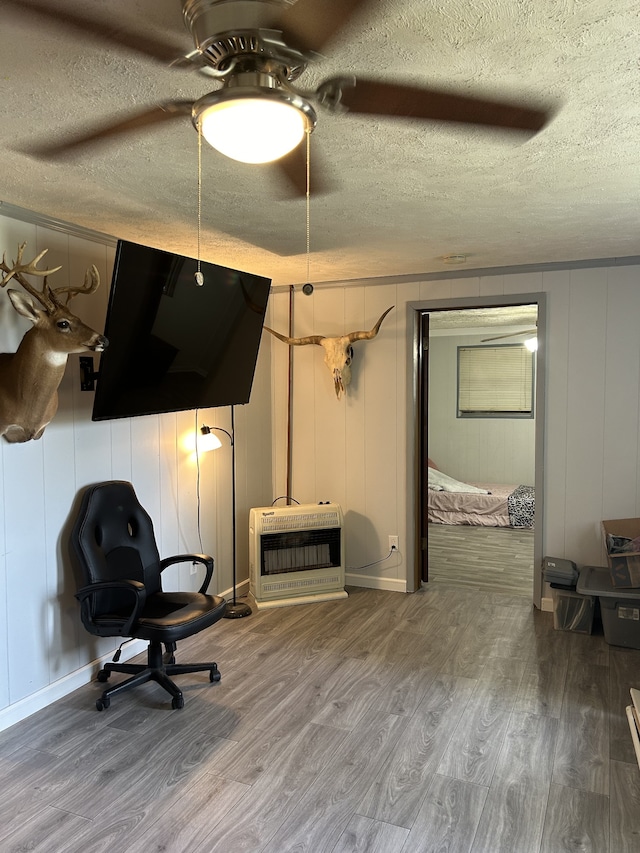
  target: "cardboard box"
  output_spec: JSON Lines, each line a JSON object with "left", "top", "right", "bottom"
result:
{"left": 602, "top": 518, "right": 640, "bottom": 588}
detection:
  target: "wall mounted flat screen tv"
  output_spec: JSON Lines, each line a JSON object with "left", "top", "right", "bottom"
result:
{"left": 91, "top": 240, "right": 271, "bottom": 421}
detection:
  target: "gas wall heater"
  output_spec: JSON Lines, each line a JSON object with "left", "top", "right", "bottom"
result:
{"left": 249, "top": 503, "right": 347, "bottom": 608}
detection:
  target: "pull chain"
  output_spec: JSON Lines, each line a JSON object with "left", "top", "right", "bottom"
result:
{"left": 302, "top": 128, "right": 313, "bottom": 295}
{"left": 195, "top": 119, "right": 204, "bottom": 286}
{"left": 306, "top": 129, "right": 310, "bottom": 283}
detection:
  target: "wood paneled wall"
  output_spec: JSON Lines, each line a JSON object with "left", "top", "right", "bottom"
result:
{"left": 270, "top": 263, "right": 640, "bottom": 594}
{"left": 269, "top": 284, "right": 412, "bottom": 592}
{"left": 0, "top": 214, "right": 273, "bottom": 726}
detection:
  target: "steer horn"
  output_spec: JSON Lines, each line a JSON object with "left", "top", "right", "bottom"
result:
{"left": 345, "top": 306, "right": 395, "bottom": 342}
{"left": 263, "top": 329, "right": 324, "bottom": 346}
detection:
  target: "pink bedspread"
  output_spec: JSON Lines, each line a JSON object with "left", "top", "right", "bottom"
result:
{"left": 427, "top": 483, "right": 515, "bottom": 527}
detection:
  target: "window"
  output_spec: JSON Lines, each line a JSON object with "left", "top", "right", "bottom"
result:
{"left": 457, "top": 344, "right": 534, "bottom": 418}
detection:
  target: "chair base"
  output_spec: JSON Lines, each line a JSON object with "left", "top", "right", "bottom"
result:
{"left": 95, "top": 639, "right": 220, "bottom": 711}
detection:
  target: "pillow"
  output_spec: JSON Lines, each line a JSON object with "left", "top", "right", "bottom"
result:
{"left": 427, "top": 467, "right": 490, "bottom": 494}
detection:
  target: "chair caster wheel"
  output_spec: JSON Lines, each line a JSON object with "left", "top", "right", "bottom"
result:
{"left": 209, "top": 668, "right": 221, "bottom": 683}
{"left": 96, "top": 696, "right": 110, "bottom": 711}
{"left": 172, "top": 696, "right": 184, "bottom": 710}
{"left": 97, "top": 669, "right": 110, "bottom": 683}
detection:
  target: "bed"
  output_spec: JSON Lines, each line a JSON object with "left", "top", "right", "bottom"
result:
{"left": 427, "top": 465, "right": 535, "bottom": 529}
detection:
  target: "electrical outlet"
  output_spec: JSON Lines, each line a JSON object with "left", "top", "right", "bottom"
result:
{"left": 389, "top": 535, "right": 399, "bottom": 552}
{"left": 190, "top": 562, "right": 198, "bottom": 575}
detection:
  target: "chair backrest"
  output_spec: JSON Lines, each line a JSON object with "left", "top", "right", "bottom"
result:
{"left": 71, "top": 481, "right": 163, "bottom": 626}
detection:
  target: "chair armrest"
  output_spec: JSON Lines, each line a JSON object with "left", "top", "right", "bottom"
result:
{"left": 75, "top": 580, "right": 146, "bottom": 636}
{"left": 159, "top": 554, "right": 214, "bottom": 594}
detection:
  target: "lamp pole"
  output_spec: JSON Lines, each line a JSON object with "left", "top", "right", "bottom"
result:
{"left": 223, "top": 406, "right": 252, "bottom": 619}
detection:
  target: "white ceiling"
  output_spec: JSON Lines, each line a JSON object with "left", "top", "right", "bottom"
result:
{"left": 428, "top": 304, "right": 537, "bottom": 332}
{"left": 1, "top": 1, "right": 639, "bottom": 288}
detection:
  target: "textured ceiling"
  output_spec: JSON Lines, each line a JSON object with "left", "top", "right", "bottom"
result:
{"left": 428, "top": 304, "right": 538, "bottom": 331}
{"left": 1, "top": 1, "right": 639, "bottom": 288}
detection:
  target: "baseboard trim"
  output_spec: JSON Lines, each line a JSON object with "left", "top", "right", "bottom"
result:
{"left": 345, "top": 573, "right": 406, "bottom": 593}
{"left": 0, "top": 639, "right": 147, "bottom": 733}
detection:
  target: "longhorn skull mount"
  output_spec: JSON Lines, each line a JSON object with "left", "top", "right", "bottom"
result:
{"left": 265, "top": 306, "right": 394, "bottom": 399}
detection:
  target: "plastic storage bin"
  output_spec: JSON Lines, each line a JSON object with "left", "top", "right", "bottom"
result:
{"left": 552, "top": 587, "right": 595, "bottom": 634}
{"left": 577, "top": 565, "right": 640, "bottom": 649}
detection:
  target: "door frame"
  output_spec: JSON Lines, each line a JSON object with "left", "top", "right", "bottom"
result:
{"left": 407, "top": 292, "right": 547, "bottom": 608}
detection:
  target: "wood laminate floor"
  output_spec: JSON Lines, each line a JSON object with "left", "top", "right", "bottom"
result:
{"left": 0, "top": 583, "right": 639, "bottom": 852}
{"left": 428, "top": 523, "right": 535, "bottom": 597}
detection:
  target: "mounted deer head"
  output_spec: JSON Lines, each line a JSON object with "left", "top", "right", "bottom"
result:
{"left": 0, "top": 242, "right": 108, "bottom": 443}
{"left": 265, "top": 306, "right": 394, "bottom": 399}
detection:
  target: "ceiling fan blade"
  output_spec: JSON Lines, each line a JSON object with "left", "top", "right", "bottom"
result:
{"left": 22, "top": 101, "right": 194, "bottom": 158}
{"left": 5, "top": 0, "right": 191, "bottom": 65}
{"left": 276, "top": 0, "right": 376, "bottom": 55}
{"left": 275, "top": 142, "right": 334, "bottom": 198}
{"left": 481, "top": 329, "right": 538, "bottom": 343}
{"left": 337, "top": 78, "right": 551, "bottom": 133}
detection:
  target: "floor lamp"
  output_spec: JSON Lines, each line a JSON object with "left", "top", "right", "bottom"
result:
{"left": 199, "top": 405, "right": 252, "bottom": 619}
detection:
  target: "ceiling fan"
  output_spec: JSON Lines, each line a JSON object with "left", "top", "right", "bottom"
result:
{"left": 8, "top": 0, "right": 554, "bottom": 196}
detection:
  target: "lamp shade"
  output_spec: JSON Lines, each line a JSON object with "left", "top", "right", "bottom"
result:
{"left": 198, "top": 425, "right": 223, "bottom": 452}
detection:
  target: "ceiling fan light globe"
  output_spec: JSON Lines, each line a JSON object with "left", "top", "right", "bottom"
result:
{"left": 200, "top": 98, "right": 308, "bottom": 164}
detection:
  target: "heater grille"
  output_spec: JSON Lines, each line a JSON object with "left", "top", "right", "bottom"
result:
{"left": 264, "top": 542, "right": 330, "bottom": 574}
{"left": 262, "top": 574, "right": 342, "bottom": 594}
{"left": 259, "top": 509, "right": 341, "bottom": 533}
{"left": 261, "top": 527, "right": 341, "bottom": 576}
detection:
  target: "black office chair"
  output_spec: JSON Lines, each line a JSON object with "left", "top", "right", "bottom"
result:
{"left": 71, "top": 480, "right": 227, "bottom": 711}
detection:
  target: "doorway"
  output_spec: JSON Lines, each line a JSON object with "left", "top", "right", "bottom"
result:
{"left": 411, "top": 294, "right": 546, "bottom": 608}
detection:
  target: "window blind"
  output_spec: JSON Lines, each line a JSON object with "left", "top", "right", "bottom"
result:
{"left": 458, "top": 345, "right": 533, "bottom": 416}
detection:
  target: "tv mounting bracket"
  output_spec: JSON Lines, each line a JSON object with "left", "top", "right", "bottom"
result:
{"left": 79, "top": 356, "right": 99, "bottom": 391}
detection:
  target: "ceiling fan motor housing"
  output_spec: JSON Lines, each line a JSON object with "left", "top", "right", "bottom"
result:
{"left": 182, "top": 0, "right": 306, "bottom": 80}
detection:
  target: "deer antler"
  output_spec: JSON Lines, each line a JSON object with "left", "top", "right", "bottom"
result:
{"left": 48, "top": 265, "right": 100, "bottom": 306}
{"left": 0, "top": 242, "right": 62, "bottom": 310}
